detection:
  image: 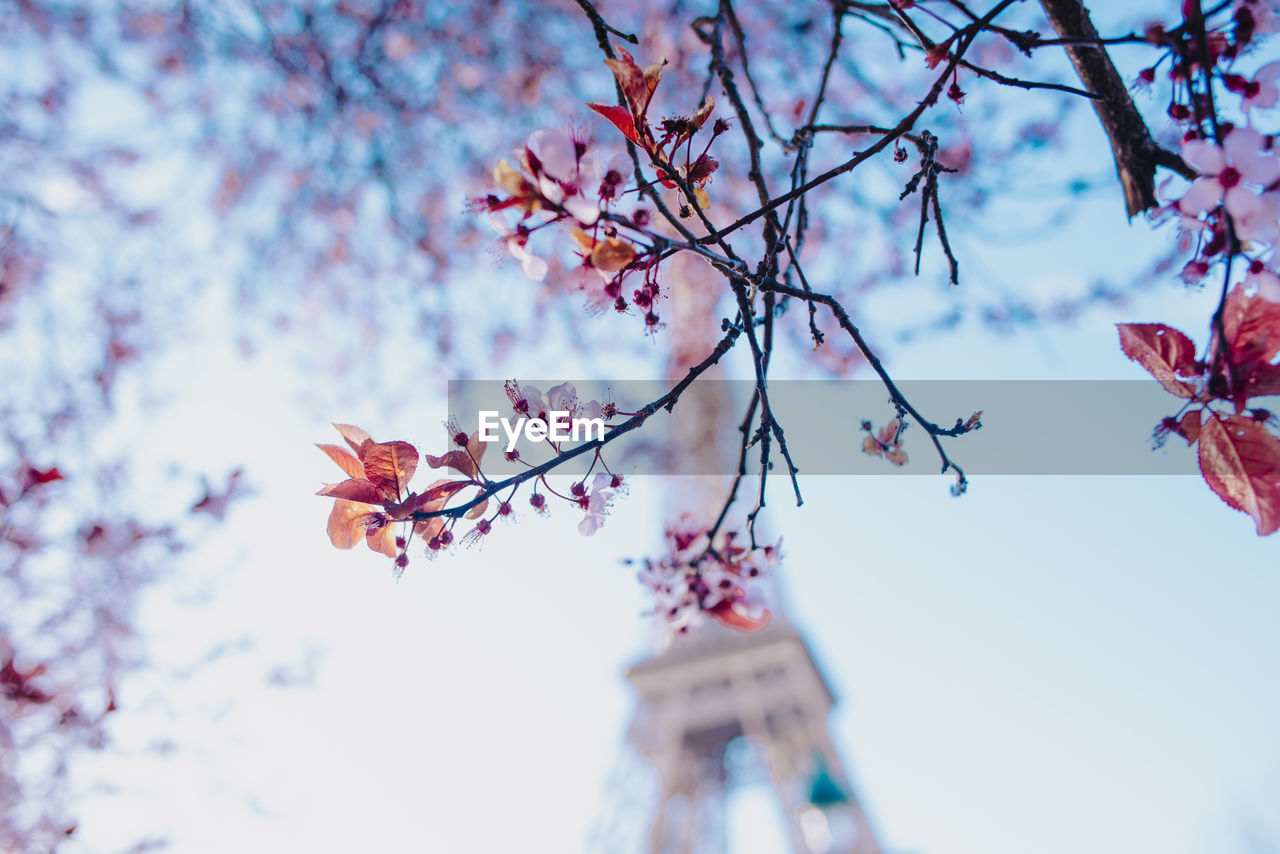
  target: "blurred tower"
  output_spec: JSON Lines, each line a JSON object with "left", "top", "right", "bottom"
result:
{"left": 623, "top": 619, "right": 884, "bottom": 854}
{"left": 599, "top": 198, "right": 882, "bottom": 854}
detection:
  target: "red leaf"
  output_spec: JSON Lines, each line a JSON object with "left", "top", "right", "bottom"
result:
{"left": 603, "top": 48, "right": 651, "bottom": 114}
{"left": 587, "top": 102, "right": 640, "bottom": 144}
{"left": 1198, "top": 413, "right": 1280, "bottom": 535}
{"left": 316, "top": 443, "right": 364, "bottom": 479}
{"left": 192, "top": 469, "right": 244, "bottom": 519}
{"left": 1, "top": 657, "right": 52, "bottom": 705}
{"left": 1117, "top": 323, "right": 1200, "bottom": 398}
{"left": 316, "top": 478, "right": 385, "bottom": 504}
{"left": 1223, "top": 283, "right": 1280, "bottom": 365}
{"left": 21, "top": 465, "right": 64, "bottom": 490}
{"left": 1244, "top": 363, "right": 1280, "bottom": 398}
{"left": 1176, "top": 409, "right": 1202, "bottom": 445}
{"left": 359, "top": 440, "right": 419, "bottom": 500}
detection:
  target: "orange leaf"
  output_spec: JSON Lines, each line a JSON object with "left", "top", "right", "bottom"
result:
{"left": 425, "top": 448, "right": 479, "bottom": 480}
{"left": 1198, "top": 413, "right": 1280, "bottom": 535}
{"left": 590, "top": 238, "right": 636, "bottom": 272}
{"left": 316, "top": 443, "right": 364, "bottom": 479}
{"left": 691, "top": 95, "right": 715, "bottom": 131}
{"left": 414, "top": 517, "right": 446, "bottom": 543}
{"left": 360, "top": 440, "right": 419, "bottom": 500}
{"left": 464, "top": 497, "right": 490, "bottom": 519}
{"left": 1117, "top": 323, "right": 1199, "bottom": 398}
{"left": 316, "top": 478, "right": 385, "bottom": 504}
{"left": 366, "top": 522, "right": 398, "bottom": 558}
{"left": 417, "top": 479, "right": 473, "bottom": 505}
{"left": 1176, "top": 409, "right": 1202, "bottom": 445}
{"left": 327, "top": 499, "right": 374, "bottom": 549}
{"left": 710, "top": 605, "right": 772, "bottom": 632}
{"left": 570, "top": 227, "right": 596, "bottom": 254}
{"left": 333, "top": 423, "right": 373, "bottom": 454}
{"left": 587, "top": 102, "right": 640, "bottom": 144}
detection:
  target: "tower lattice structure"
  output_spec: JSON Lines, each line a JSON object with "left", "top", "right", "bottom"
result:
{"left": 589, "top": 212, "right": 884, "bottom": 854}
{"left": 622, "top": 617, "right": 885, "bottom": 854}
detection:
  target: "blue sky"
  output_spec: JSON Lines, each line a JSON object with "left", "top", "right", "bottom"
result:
{"left": 57, "top": 206, "right": 1280, "bottom": 854}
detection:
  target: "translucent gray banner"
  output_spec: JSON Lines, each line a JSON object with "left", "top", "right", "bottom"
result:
{"left": 444, "top": 380, "right": 1253, "bottom": 476}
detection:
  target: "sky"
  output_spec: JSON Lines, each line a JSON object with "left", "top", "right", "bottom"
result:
{"left": 18, "top": 2, "right": 1280, "bottom": 854}
{"left": 57, "top": 209, "right": 1280, "bottom": 854}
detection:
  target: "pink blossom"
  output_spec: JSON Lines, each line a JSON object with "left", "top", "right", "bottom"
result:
{"left": 504, "top": 233, "right": 548, "bottom": 281}
{"left": 525, "top": 128, "right": 607, "bottom": 226}
{"left": 1244, "top": 61, "right": 1280, "bottom": 111}
{"left": 564, "top": 264, "right": 616, "bottom": 313}
{"left": 1245, "top": 258, "right": 1280, "bottom": 302}
{"left": 1236, "top": 0, "right": 1280, "bottom": 37}
{"left": 577, "top": 473, "right": 616, "bottom": 536}
{"left": 636, "top": 516, "right": 779, "bottom": 633}
{"left": 1178, "top": 128, "right": 1280, "bottom": 225}
{"left": 1234, "top": 188, "right": 1280, "bottom": 244}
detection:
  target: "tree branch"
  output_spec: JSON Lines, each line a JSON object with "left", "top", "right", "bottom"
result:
{"left": 1036, "top": 0, "right": 1186, "bottom": 218}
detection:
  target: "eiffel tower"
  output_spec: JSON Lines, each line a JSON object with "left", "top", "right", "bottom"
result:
{"left": 619, "top": 616, "right": 885, "bottom": 854}
{"left": 585, "top": 225, "right": 886, "bottom": 854}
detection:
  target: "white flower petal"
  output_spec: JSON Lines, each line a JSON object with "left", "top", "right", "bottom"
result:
{"left": 1183, "top": 139, "right": 1225, "bottom": 175}
{"left": 528, "top": 129, "right": 577, "bottom": 181}
{"left": 1257, "top": 60, "right": 1280, "bottom": 85}
{"left": 1240, "top": 153, "right": 1280, "bottom": 186}
{"left": 1225, "top": 127, "right": 1266, "bottom": 164}
{"left": 563, "top": 194, "right": 600, "bottom": 226}
{"left": 1178, "top": 177, "right": 1224, "bottom": 215}
{"left": 1225, "top": 185, "right": 1265, "bottom": 221}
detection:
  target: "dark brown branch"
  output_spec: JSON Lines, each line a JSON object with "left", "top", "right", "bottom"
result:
{"left": 759, "top": 277, "right": 972, "bottom": 493}
{"left": 410, "top": 325, "right": 742, "bottom": 523}
{"left": 1037, "top": 0, "right": 1182, "bottom": 218}
{"left": 702, "top": 388, "right": 762, "bottom": 550}
{"left": 572, "top": 0, "right": 638, "bottom": 51}
{"left": 703, "top": 1, "right": 1019, "bottom": 246}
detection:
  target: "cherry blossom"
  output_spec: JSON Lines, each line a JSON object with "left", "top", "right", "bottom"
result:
{"left": 1177, "top": 128, "right": 1280, "bottom": 230}
{"left": 1235, "top": 0, "right": 1280, "bottom": 38}
{"left": 505, "top": 380, "right": 611, "bottom": 429}
{"left": 637, "top": 516, "right": 778, "bottom": 632}
{"left": 1245, "top": 258, "right": 1280, "bottom": 302}
{"left": 525, "top": 128, "right": 607, "bottom": 227}
{"left": 505, "top": 231, "right": 549, "bottom": 282}
{"left": 1242, "top": 61, "right": 1280, "bottom": 111}
{"left": 577, "top": 473, "right": 617, "bottom": 536}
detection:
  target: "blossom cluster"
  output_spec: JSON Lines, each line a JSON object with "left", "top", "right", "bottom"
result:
{"left": 473, "top": 48, "right": 728, "bottom": 334}
{"left": 1142, "top": 7, "right": 1280, "bottom": 295}
{"left": 636, "top": 516, "right": 779, "bottom": 633}
{"left": 1169, "top": 125, "right": 1280, "bottom": 290}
